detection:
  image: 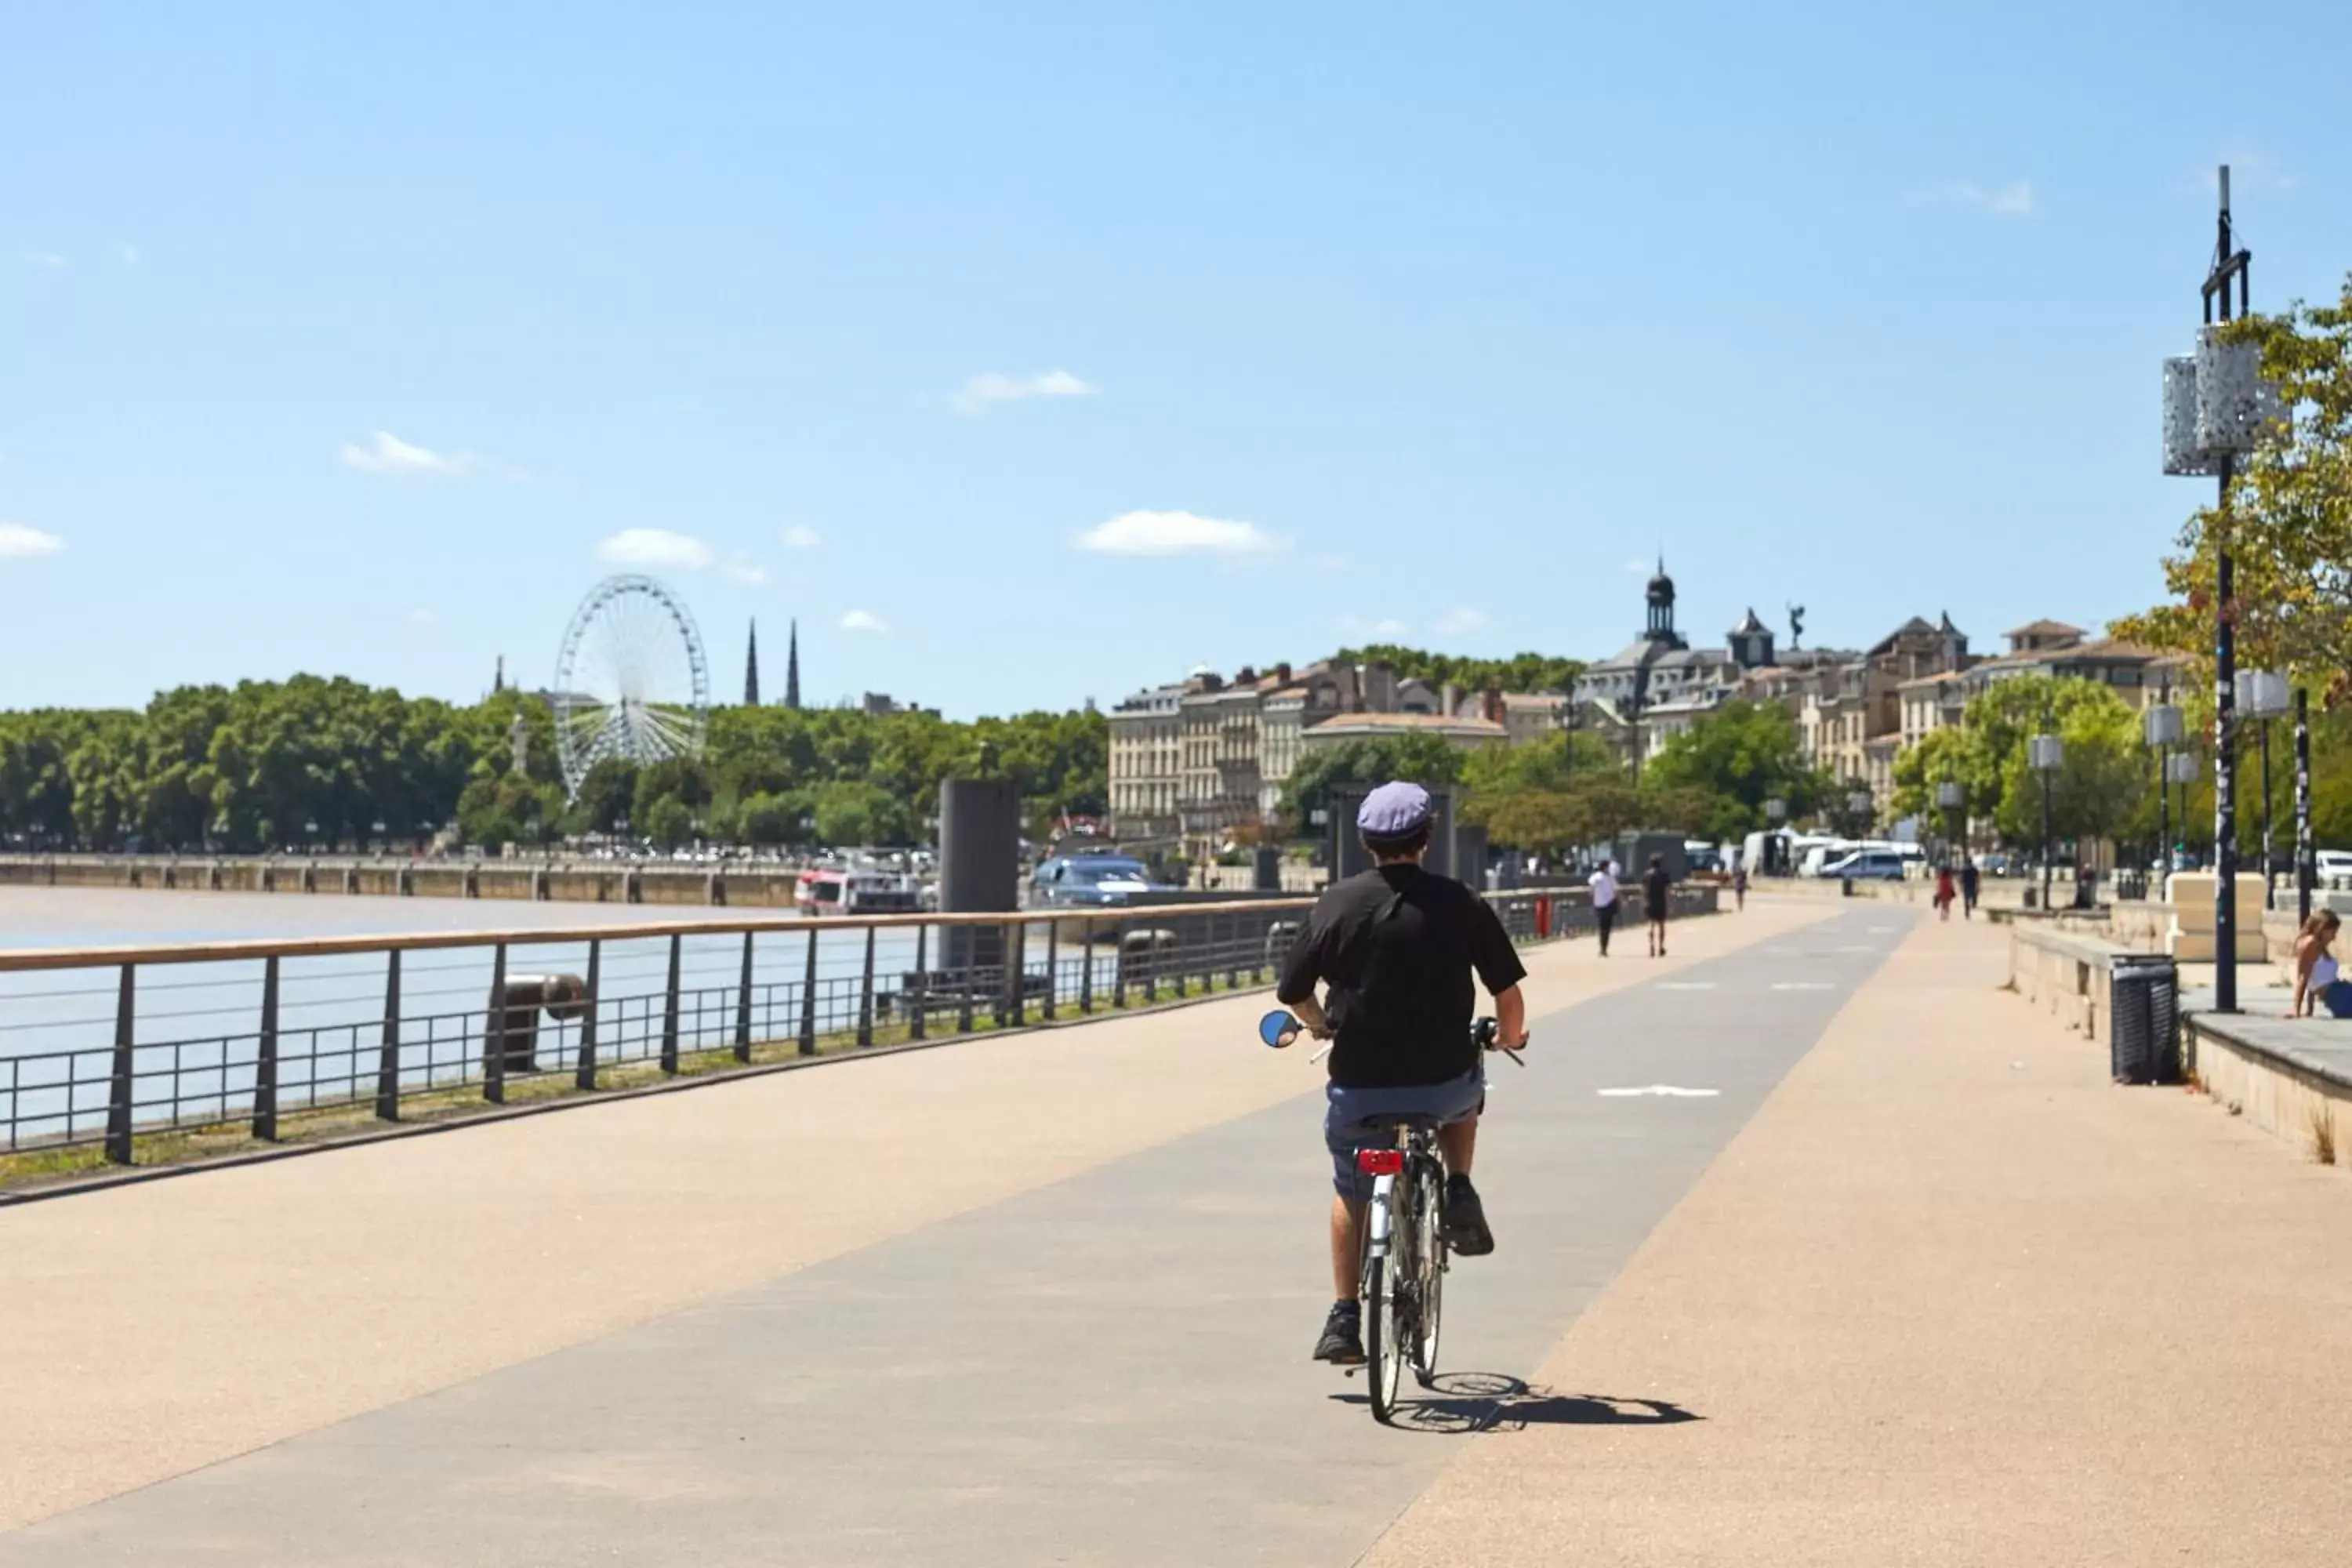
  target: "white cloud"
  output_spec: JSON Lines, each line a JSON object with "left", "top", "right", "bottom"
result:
{"left": 951, "top": 369, "right": 1099, "bottom": 414}
{"left": 782, "top": 524, "right": 822, "bottom": 550}
{"left": 0, "top": 522, "right": 67, "bottom": 559}
{"left": 339, "top": 430, "right": 480, "bottom": 477}
{"left": 595, "top": 528, "right": 713, "bottom": 569}
{"left": 724, "top": 554, "right": 770, "bottom": 586}
{"left": 1073, "top": 509, "right": 1278, "bottom": 557}
{"left": 1338, "top": 615, "right": 1412, "bottom": 638}
{"left": 1432, "top": 607, "right": 1490, "bottom": 636}
{"left": 1911, "top": 179, "right": 2034, "bottom": 217}
{"left": 22, "top": 250, "right": 66, "bottom": 269}
{"left": 840, "top": 608, "right": 889, "bottom": 633}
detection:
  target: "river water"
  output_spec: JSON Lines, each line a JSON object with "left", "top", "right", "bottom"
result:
{"left": 0, "top": 888, "right": 1205, "bottom": 1152}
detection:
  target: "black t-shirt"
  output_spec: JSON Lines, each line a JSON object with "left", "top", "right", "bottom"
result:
{"left": 1276, "top": 864, "right": 1528, "bottom": 1089}
{"left": 1643, "top": 866, "right": 1671, "bottom": 913}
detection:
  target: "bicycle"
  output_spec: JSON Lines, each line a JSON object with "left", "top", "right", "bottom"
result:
{"left": 1259, "top": 1011, "right": 1523, "bottom": 1424}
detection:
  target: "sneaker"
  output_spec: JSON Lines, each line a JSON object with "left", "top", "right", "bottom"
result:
{"left": 1443, "top": 1173, "right": 1495, "bottom": 1257}
{"left": 1312, "top": 1301, "right": 1365, "bottom": 1364}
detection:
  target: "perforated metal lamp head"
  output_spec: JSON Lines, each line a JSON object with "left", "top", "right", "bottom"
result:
{"left": 2027, "top": 734, "right": 2064, "bottom": 772}
{"left": 2236, "top": 669, "right": 2290, "bottom": 719}
{"left": 1936, "top": 781, "right": 1964, "bottom": 811}
{"left": 1764, "top": 797, "right": 1786, "bottom": 822}
{"left": 2166, "top": 752, "right": 2202, "bottom": 786}
{"left": 1846, "top": 789, "right": 1873, "bottom": 815}
{"left": 2143, "top": 703, "right": 2185, "bottom": 747}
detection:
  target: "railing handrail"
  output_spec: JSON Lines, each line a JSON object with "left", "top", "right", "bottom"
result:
{"left": 0, "top": 887, "right": 1589, "bottom": 974}
{"left": 0, "top": 895, "right": 1339, "bottom": 973}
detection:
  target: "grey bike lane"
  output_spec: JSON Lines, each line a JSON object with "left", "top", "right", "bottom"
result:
{"left": 0, "top": 906, "right": 1910, "bottom": 1568}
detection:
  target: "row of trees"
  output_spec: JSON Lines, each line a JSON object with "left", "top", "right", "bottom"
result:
{"left": 0, "top": 679, "right": 1109, "bottom": 853}
{"left": 1328, "top": 643, "right": 1585, "bottom": 698}
{"left": 1271, "top": 700, "right": 1834, "bottom": 858}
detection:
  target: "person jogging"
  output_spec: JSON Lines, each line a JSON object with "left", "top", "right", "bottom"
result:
{"left": 1589, "top": 859, "right": 1621, "bottom": 956}
{"left": 1643, "top": 853, "right": 1673, "bottom": 957}
{"left": 1276, "top": 781, "right": 1528, "bottom": 1365}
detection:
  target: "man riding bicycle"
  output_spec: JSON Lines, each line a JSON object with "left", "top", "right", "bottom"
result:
{"left": 1276, "top": 781, "right": 1529, "bottom": 1365}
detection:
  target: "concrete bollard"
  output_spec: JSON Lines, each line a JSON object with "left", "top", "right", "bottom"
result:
{"left": 484, "top": 972, "right": 590, "bottom": 1076}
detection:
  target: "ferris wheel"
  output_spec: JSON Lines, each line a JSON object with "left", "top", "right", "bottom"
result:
{"left": 552, "top": 575, "right": 711, "bottom": 800}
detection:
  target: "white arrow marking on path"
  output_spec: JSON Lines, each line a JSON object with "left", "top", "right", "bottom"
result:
{"left": 1598, "top": 1085, "right": 1722, "bottom": 1098}
{"left": 1655, "top": 982, "right": 1716, "bottom": 990}
{"left": 1772, "top": 982, "right": 1835, "bottom": 991}
{"left": 1835, "top": 944, "right": 1875, "bottom": 953}
{"left": 1867, "top": 926, "right": 1896, "bottom": 934}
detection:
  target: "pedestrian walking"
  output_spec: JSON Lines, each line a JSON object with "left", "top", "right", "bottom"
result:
{"left": 1933, "top": 862, "right": 1956, "bottom": 922}
{"left": 1643, "top": 854, "right": 1672, "bottom": 958}
{"left": 1960, "top": 858, "right": 1980, "bottom": 920}
{"left": 1589, "top": 859, "right": 1621, "bottom": 956}
{"left": 1731, "top": 862, "right": 1748, "bottom": 912}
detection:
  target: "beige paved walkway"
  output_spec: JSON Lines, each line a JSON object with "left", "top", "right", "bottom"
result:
{"left": 1361, "top": 906, "right": 2352, "bottom": 1565}
{"left": 0, "top": 898, "right": 1829, "bottom": 1531}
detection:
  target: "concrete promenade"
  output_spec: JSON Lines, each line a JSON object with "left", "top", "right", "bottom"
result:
{"left": 2, "top": 896, "right": 2347, "bottom": 1563}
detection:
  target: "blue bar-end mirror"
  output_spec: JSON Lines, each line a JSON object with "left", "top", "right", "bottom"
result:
{"left": 1258, "top": 1010, "right": 1301, "bottom": 1049}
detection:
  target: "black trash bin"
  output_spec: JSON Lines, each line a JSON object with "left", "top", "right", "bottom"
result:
{"left": 2108, "top": 954, "right": 2180, "bottom": 1085}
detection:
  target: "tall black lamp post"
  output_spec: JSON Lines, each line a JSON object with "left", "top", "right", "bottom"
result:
{"left": 2028, "top": 732, "right": 2063, "bottom": 911}
{"left": 1936, "top": 779, "right": 1964, "bottom": 866}
{"left": 2238, "top": 669, "right": 2288, "bottom": 909}
{"left": 2161, "top": 164, "right": 2270, "bottom": 1012}
{"left": 2145, "top": 699, "right": 2183, "bottom": 891}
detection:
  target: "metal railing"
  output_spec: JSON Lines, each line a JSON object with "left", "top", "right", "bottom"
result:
{"left": 0, "top": 885, "right": 1715, "bottom": 1167}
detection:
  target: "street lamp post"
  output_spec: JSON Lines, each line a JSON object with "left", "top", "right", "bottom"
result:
{"left": 1846, "top": 787, "right": 1873, "bottom": 843}
{"left": 2238, "top": 669, "right": 2288, "bottom": 909}
{"left": 2161, "top": 163, "right": 2264, "bottom": 1011}
{"left": 1936, "top": 779, "right": 1964, "bottom": 867}
{"left": 2296, "top": 686, "right": 2314, "bottom": 924}
{"left": 2164, "top": 752, "right": 2201, "bottom": 888}
{"left": 2028, "top": 732, "right": 2063, "bottom": 911}
{"left": 2145, "top": 699, "right": 2184, "bottom": 895}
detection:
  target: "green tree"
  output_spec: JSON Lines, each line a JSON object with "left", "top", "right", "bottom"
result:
{"left": 1277, "top": 734, "right": 1467, "bottom": 834}
{"left": 737, "top": 791, "right": 801, "bottom": 846}
{"left": 644, "top": 795, "right": 695, "bottom": 848}
{"left": 568, "top": 758, "right": 639, "bottom": 836}
{"left": 1330, "top": 644, "right": 1585, "bottom": 695}
{"left": 1642, "top": 701, "right": 1826, "bottom": 838}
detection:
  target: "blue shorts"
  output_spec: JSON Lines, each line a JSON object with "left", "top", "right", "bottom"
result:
{"left": 1324, "top": 1066, "right": 1486, "bottom": 1198}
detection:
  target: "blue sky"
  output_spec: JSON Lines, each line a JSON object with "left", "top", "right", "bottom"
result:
{"left": 5, "top": 2, "right": 2349, "bottom": 719}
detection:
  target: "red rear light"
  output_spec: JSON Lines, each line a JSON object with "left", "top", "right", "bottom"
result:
{"left": 1354, "top": 1149, "right": 1404, "bottom": 1176}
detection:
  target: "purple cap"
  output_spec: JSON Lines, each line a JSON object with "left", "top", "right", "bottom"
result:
{"left": 1356, "top": 780, "right": 1432, "bottom": 839}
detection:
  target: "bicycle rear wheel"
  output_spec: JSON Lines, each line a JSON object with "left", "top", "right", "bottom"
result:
{"left": 1411, "top": 1160, "right": 1446, "bottom": 1388}
{"left": 1362, "top": 1185, "right": 1407, "bottom": 1423}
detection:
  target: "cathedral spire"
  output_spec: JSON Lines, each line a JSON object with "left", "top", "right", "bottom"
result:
{"left": 744, "top": 619, "right": 761, "bottom": 706}
{"left": 784, "top": 619, "right": 802, "bottom": 710}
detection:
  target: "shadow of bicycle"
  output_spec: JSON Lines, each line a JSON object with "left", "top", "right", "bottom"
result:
{"left": 1330, "top": 1372, "right": 1704, "bottom": 1436}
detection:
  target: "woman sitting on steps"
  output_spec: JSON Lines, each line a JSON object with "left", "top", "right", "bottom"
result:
{"left": 2291, "top": 910, "right": 2352, "bottom": 1019}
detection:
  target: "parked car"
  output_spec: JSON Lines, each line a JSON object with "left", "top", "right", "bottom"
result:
{"left": 1029, "top": 855, "right": 1163, "bottom": 908}
{"left": 2316, "top": 849, "right": 2352, "bottom": 885}
{"left": 1820, "top": 850, "right": 1907, "bottom": 881}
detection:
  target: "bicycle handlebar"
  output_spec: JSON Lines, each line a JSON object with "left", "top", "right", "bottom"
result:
{"left": 1276, "top": 1012, "right": 1526, "bottom": 1067}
